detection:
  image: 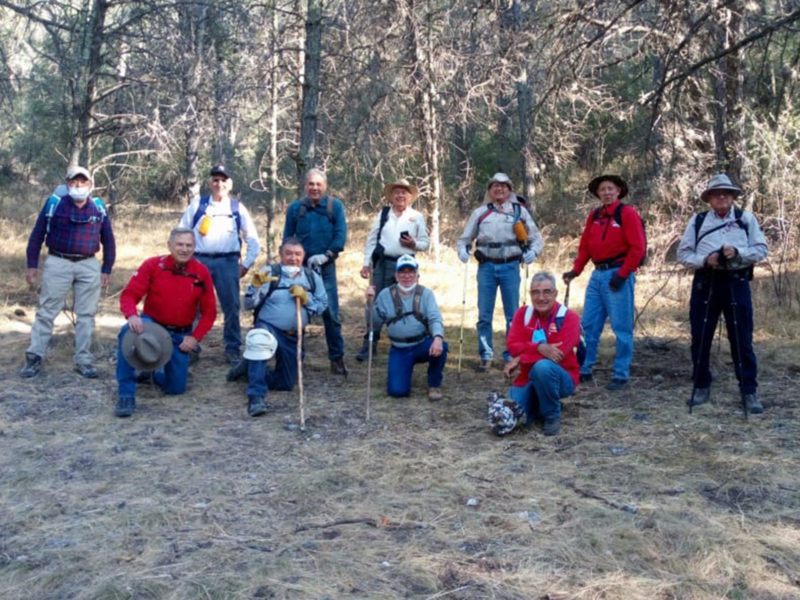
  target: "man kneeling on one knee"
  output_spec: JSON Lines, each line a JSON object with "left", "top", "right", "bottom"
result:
{"left": 238, "top": 237, "right": 327, "bottom": 417}
{"left": 366, "top": 254, "right": 447, "bottom": 401}
{"left": 504, "top": 271, "right": 580, "bottom": 436}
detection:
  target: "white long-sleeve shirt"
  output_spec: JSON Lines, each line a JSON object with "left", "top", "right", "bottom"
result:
{"left": 362, "top": 206, "right": 429, "bottom": 267}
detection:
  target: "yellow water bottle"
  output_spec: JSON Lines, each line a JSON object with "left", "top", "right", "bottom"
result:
{"left": 198, "top": 214, "right": 211, "bottom": 236}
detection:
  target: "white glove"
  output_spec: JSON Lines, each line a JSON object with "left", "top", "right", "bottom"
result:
{"left": 522, "top": 249, "right": 536, "bottom": 264}
{"left": 457, "top": 247, "right": 469, "bottom": 263}
{"left": 307, "top": 254, "right": 329, "bottom": 269}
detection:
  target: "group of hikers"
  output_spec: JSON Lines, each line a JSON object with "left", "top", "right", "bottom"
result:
{"left": 20, "top": 164, "right": 768, "bottom": 435}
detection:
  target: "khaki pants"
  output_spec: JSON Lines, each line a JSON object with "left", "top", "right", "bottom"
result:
{"left": 27, "top": 254, "right": 101, "bottom": 365}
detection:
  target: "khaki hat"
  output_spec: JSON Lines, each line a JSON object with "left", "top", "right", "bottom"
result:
{"left": 588, "top": 175, "right": 628, "bottom": 199}
{"left": 243, "top": 328, "right": 278, "bottom": 361}
{"left": 121, "top": 321, "right": 173, "bottom": 371}
{"left": 66, "top": 166, "right": 92, "bottom": 182}
{"left": 700, "top": 173, "right": 742, "bottom": 202}
{"left": 384, "top": 178, "right": 419, "bottom": 202}
{"left": 487, "top": 172, "right": 513, "bottom": 189}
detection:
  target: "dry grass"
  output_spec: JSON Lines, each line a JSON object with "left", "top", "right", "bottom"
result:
{"left": 1, "top": 198, "right": 800, "bottom": 600}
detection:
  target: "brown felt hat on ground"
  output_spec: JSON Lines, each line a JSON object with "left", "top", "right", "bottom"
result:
{"left": 588, "top": 174, "right": 628, "bottom": 199}
{"left": 384, "top": 178, "right": 419, "bottom": 202}
{"left": 121, "top": 321, "right": 173, "bottom": 371}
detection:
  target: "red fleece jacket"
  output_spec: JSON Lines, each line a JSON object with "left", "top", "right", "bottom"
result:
{"left": 572, "top": 200, "right": 646, "bottom": 278}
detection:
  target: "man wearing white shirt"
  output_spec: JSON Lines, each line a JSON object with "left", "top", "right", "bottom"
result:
{"left": 357, "top": 178, "right": 429, "bottom": 361}
{"left": 179, "top": 165, "right": 261, "bottom": 364}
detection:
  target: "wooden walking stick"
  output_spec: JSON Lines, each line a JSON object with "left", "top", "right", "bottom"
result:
{"left": 295, "top": 296, "right": 306, "bottom": 431}
{"left": 365, "top": 266, "right": 374, "bottom": 422}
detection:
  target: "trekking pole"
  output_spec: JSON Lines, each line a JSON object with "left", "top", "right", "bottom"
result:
{"left": 457, "top": 260, "right": 468, "bottom": 378}
{"left": 295, "top": 297, "right": 306, "bottom": 431}
{"left": 564, "top": 280, "right": 571, "bottom": 308}
{"left": 725, "top": 275, "right": 748, "bottom": 420}
{"left": 689, "top": 271, "right": 715, "bottom": 415}
{"left": 365, "top": 266, "right": 374, "bottom": 422}
{"left": 521, "top": 264, "right": 529, "bottom": 306}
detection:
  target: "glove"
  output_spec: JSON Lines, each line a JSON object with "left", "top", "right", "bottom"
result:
{"left": 458, "top": 247, "right": 469, "bottom": 263}
{"left": 251, "top": 269, "right": 278, "bottom": 287}
{"left": 562, "top": 270, "right": 578, "bottom": 284}
{"left": 289, "top": 285, "right": 308, "bottom": 306}
{"left": 307, "top": 254, "right": 329, "bottom": 269}
{"left": 609, "top": 273, "right": 626, "bottom": 291}
{"left": 522, "top": 249, "right": 536, "bottom": 264}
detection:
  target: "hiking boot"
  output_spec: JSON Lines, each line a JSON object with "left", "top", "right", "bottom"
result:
{"left": 225, "top": 351, "right": 241, "bottom": 365}
{"left": 606, "top": 378, "right": 629, "bottom": 391}
{"left": 688, "top": 387, "right": 710, "bottom": 407}
{"left": 428, "top": 387, "right": 443, "bottom": 402}
{"left": 743, "top": 393, "right": 763, "bottom": 414}
{"left": 476, "top": 359, "right": 492, "bottom": 373}
{"left": 355, "top": 339, "right": 378, "bottom": 362}
{"left": 579, "top": 372, "right": 594, "bottom": 383}
{"left": 135, "top": 371, "right": 154, "bottom": 384}
{"left": 543, "top": 417, "right": 561, "bottom": 436}
{"left": 115, "top": 396, "right": 136, "bottom": 418}
{"left": 330, "top": 358, "right": 348, "bottom": 378}
{"left": 20, "top": 353, "right": 42, "bottom": 378}
{"left": 247, "top": 395, "right": 267, "bottom": 417}
{"left": 75, "top": 363, "right": 99, "bottom": 379}
{"left": 226, "top": 359, "right": 248, "bottom": 382}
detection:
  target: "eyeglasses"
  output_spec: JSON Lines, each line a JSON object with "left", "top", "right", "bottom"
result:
{"left": 530, "top": 289, "right": 555, "bottom": 297}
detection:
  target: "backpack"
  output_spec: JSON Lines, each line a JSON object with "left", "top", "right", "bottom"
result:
{"left": 44, "top": 194, "right": 108, "bottom": 234}
{"left": 370, "top": 206, "right": 392, "bottom": 264}
{"left": 592, "top": 203, "right": 647, "bottom": 267}
{"left": 385, "top": 284, "right": 429, "bottom": 343}
{"left": 693, "top": 208, "right": 752, "bottom": 280}
{"left": 477, "top": 201, "right": 522, "bottom": 228}
{"left": 523, "top": 304, "right": 586, "bottom": 366}
{"left": 250, "top": 264, "right": 316, "bottom": 323}
{"left": 297, "top": 197, "right": 335, "bottom": 222}
{"left": 191, "top": 195, "right": 242, "bottom": 248}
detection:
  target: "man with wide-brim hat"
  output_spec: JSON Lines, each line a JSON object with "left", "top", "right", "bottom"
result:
{"left": 677, "top": 173, "right": 768, "bottom": 415}
{"left": 562, "top": 173, "right": 646, "bottom": 391}
{"left": 456, "top": 172, "right": 543, "bottom": 371}
{"left": 357, "top": 178, "right": 430, "bottom": 361}
{"left": 115, "top": 227, "right": 217, "bottom": 417}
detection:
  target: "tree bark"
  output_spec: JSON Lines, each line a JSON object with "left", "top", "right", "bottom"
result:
{"left": 296, "top": 0, "right": 323, "bottom": 187}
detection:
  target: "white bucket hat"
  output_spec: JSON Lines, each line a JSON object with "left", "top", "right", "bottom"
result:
{"left": 243, "top": 328, "right": 278, "bottom": 361}
{"left": 487, "top": 172, "right": 513, "bottom": 189}
{"left": 701, "top": 173, "right": 743, "bottom": 202}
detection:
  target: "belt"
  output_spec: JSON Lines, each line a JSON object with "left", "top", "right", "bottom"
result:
{"left": 593, "top": 259, "right": 624, "bottom": 270}
{"left": 478, "top": 241, "right": 518, "bottom": 249}
{"left": 50, "top": 250, "right": 94, "bottom": 262}
{"left": 155, "top": 321, "right": 192, "bottom": 334}
{"left": 390, "top": 332, "right": 429, "bottom": 345}
{"left": 480, "top": 255, "right": 521, "bottom": 264}
{"left": 195, "top": 251, "right": 240, "bottom": 258}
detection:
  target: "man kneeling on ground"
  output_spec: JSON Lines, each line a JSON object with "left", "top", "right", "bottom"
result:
{"left": 235, "top": 237, "right": 327, "bottom": 417}
{"left": 503, "top": 271, "right": 580, "bottom": 436}
{"left": 115, "top": 227, "right": 216, "bottom": 417}
{"left": 366, "top": 254, "right": 447, "bottom": 400}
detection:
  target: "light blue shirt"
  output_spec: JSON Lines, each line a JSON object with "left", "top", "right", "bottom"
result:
{"left": 245, "top": 267, "right": 327, "bottom": 331}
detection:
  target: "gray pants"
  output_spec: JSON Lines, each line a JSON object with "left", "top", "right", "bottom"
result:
{"left": 27, "top": 254, "right": 101, "bottom": 365}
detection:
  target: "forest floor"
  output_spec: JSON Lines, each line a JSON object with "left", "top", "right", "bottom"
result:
{"left": 2, "top": 205, "right": 800, "bottom": 600}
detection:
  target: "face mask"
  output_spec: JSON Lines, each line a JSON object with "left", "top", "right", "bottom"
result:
{"left": 397, "top": 282, "right": 417, "bottom": 293}
{"left": 282, "top": 265, "right": 301, "bottom": 277}
{"left": 68, "top": 186, "right": 90, "bottom": 200}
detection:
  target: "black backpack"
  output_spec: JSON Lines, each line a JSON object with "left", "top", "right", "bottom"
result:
{"left": 592, "top": 203, "right": 648, "bottom": 267}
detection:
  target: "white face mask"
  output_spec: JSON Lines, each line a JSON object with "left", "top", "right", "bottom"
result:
{"left": 68, "top": 186, "right": 90, "bottom": 200}
{"left": 397, "top": 282, "right": 417, "bottom": 293}
{"left": 282, "top": 265, "right": 301, "bottom": 277}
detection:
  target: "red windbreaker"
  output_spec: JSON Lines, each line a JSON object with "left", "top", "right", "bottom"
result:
{"left": 572, "top": 200, "right": 646, "bottom": 279}
{"left": 120, "top": 255, "right": 217, "bottom": 341}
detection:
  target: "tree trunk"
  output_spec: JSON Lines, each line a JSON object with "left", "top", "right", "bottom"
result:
{"left": 296, "top": 0, "right": 323, "bottom": 187}
{"left": 181, "top": 4, "right": 208, "bottom": 203}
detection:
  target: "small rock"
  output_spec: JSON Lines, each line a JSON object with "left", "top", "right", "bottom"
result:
{"left": 652, "top": 374, "right": 664, "bottom": 382}
{"left": 311, "top": 433, "right": 321, "bottom": 440}
{"left": 193, "top": 502, "right": 208, "bottom": 508}
{"left": 610, "top": 446, "right": 625, "bottom": 456}
{"left": 284, "top": 423, "right": 299, "bottom": 432}
{"left": 380, "top": 561, "right": 391, "bottom": 568}
{"left": 466, "top": 498, "right": 479, "bottom": 507}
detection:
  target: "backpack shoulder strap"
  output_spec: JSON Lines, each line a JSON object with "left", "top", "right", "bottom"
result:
{"left": 734, "top": 207, "right": 748, "bottom": 237}
{"left": 92, "top": 197, "right": 108, "bottom": 218}
{"left": 231, "top": 198, "right": 241, "bottom": 232}
{"left": 523, "top": 305, "right": 534, "bottom": 327}
{"left": 302, "top": 266, "right": 316, "bottom": 293}
{"left": 512, "top": 202, "right": 521, "bottom": 223}
{"left": 613, "top": 203, "right": 625, "bottom": 226}
{"left": 477, "top": 203, "right": 496, "bottom": 227}
{"left": 327, "top": 197, "right": 335, "bottom": 221}
{"left": 554, "top": 304, "right": 568, "bottom": 329}
{"left": 44, "top": 194, "right": 62, "bottom": 234}
{"left": 412, "top": 285, "right": 426, "bottom": 325}
{"left": 389, "top": 284, "right": 403, "bottom": 318}
{"left": 191, "top": 196, "right": 211, "bottom": 228}
{"left": 376, "top": 206, "right": 391, "bottom": 239}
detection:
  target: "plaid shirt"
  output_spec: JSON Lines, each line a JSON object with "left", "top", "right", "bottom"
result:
{"left": 26, "top": 195, "right": 116, "bottom": 273}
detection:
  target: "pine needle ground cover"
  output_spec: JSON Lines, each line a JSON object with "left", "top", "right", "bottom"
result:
{"left": 1, "top": 207, "right": 799, "bottom": 600}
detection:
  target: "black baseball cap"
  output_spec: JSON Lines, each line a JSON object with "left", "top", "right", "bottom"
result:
{"left": 209, "top": 165, "right": 230, "bottom": 179}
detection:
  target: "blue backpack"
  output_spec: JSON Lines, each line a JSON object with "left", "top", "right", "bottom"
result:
{"left": 191, "top": 195, "right": 243, "bottom": 249}
{"left": 523, "top": 304, "right": 586, "bottom": 366}
{"left": 44, "top": 194, "right": 108, "bottom": 234}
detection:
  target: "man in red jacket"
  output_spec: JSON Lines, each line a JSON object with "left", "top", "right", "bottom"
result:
{"left": 114, "top": 227, "right": 217, "bottom": 417}
{"left": 505, "top": 271, "right": 580, "bottom": 436}
{"left": 562, "top": 175, "right": 645, "bottom": 391}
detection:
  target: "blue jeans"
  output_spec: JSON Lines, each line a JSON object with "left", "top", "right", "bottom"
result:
{"left": 581, "top": 268, "right": 635, "bottom": 380}
{"left": 477, "top": 261, "right": 520, "bottom": 361}
{"left": 318, "top": 261, "right": 344, "bottom": 360}
{"left": 197, "top": 254, "right": 241, "bottom": 356}
{"left": 508, "top": 359, "right": 574, "bottom": 422}
{"left": 690, "top": 271, "right": 757, "bottom": 393}
{"left": 116, "top": 316, "right": 190, "bottom": 398}
{"left": 246, "top": 323, "right": 298, "bottom": 397}
{"left": 386, "top": 338, "right": 448, "bottom": 397}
